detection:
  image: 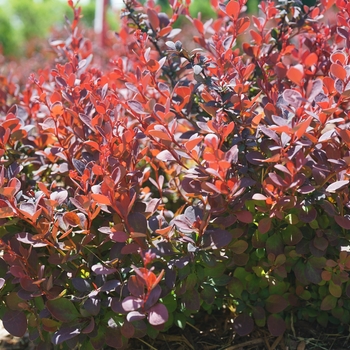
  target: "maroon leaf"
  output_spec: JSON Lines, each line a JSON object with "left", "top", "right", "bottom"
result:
{"left": 258, "top": 217, "right": 271, "bottom": 234}
{"left": 335, "top": 215, "right": 350, "bottom": 229}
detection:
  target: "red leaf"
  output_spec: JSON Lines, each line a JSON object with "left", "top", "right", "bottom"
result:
{"left": 331, "top": 63, "right": 347, "bottom": 80}
{"left": 193, "top": 19, "right": 204, "bottom": 35}
{"left": 226, "top": 1, "right": 240, "bottom": 20}
{"left": 304, "top": 52, "right": 318, "bottom": 67}
{"left": 287, "top": 65, "right": 304, "bottom": 85}
{"left": 237, "top": 17, "right": 250, "bottom": 34}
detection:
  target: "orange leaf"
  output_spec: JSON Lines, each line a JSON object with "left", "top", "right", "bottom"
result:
{"left": 293, "top": 117, "right": 312, "bottom": 140}
{"left": 185, "top": 137, "right": 203, "bottom": 152}
{"left": 331, "top": 63, "right": 347, "bottom": 81}
{"left": 287, "top": 65, "right": 304, "bottom": 85}
{"left": 91, "top": 194, "right": 112, "bottom": 206}
{"left": 63, "top": 212, "right": 81, "bottom": 227}
{"left": 331, "top": 51, "right": 347, "bottom": 65}
{"left": 148, "top": 130, "right": 172, "bottom": 141}
{"left": 51, "top": 103, "right": 64, "bottom": 116}
{"left": 304, "top": 52, "right": 318, "bottom": 67}
{"left": 147, "top": 59, "right": 160, "bottom": 73}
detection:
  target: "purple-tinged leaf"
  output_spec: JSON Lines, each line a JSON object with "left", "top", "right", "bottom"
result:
{"left": 110, "top": 230, "right": 129, "bottom": 242}
{"left": 2, "top": 310, "right": 27, "bottom": 337}
{"left": 182, "top": 290, "right": 200, "bottom": 311}
{"left": 0, "top": 278, "right": 4, "bottom": 290}
{"left": 19, "top": 202, "right": 35, "bottom": 216}
{"left": 50, "top": 190, "right": 68, "bottom": 204}
{"left": 283, "top": 89, "right": 302, "bottom": 108}
{"left": 299, "top": 207, "right": 317, "bottom": 223}
{"left": 126, "top": 311, "right": 146, "bottom": 322}
{"left": 71, "top": 277, "right": 91, "bottom": 292}
{"left": 269, "top": 173, "right": 287, "bottom": 187}
{"left": 46, "top": 298, "right": 80, "bottom": 323}
{"left": 267, "top": 314, "right": 286, "bottom": 336}
{"left": 233, "top": 314, "right": 254, "bottom": 336}
{"left": 326, "top": 180, "right": 349, "bottom": 193}
{"left": 128, "top": 275, "right": 145, "bottom": 297}
{"left": 16, "top": 232, "right": 47, "bottom": 247}
{"left": 265, "top": 295, "right": 289, "bottom": 313}
{"left": 127, "top": 100, "right": 148, "bottom": 114}
{"left": 82, "top": 317, "right": 95, "bottom": 334}
{"left": 148, "top": 303, "right": 169, "bottom": 326}
{"left": 209, "top": 229, "right": 232, "bottom": 249}
{"left": 84, "top": 297, "right": 101, "bottom": 316}
{"left": 91, "top": 263, "right": 117, "bottom": 275}
{"left": 122, "top": 296, "right": 143, "bottom": 312}
{"left": 156, "top": 150, "right": 177, "bottom": 161}
{"left": 121, "top": 321, "right": 135, "bottom": 338}
{"left": 101, "top": 280, "right": 120, "bottom": 292}
{"left": 52, "top": 326, "right": 80, "bottom": 345}
{"left": 320, "top": 295, "right": 337, "bottom": 311}
{"left": 144, "top": 285, "right": 162, "bottom": 309}
{"left": 335, "top": 215, "right": 350, "bottom": 229}
{"left": 258, "top": 217, "right": 271, "bottom": 234}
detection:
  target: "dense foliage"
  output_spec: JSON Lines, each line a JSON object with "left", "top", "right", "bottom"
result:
{"left": 1, "top": 0, "right": 350, "bottom": 348}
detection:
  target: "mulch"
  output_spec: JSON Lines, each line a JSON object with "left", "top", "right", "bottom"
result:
{"left": 1, "top": 310, "right": 349, "bottom": 350}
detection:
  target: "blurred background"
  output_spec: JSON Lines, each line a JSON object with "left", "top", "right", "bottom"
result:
{"left": 0, "top": 0, "right": 260, "bottom": 59}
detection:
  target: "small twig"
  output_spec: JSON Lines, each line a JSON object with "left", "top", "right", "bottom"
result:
{"left": 137, "top": 337, "right": 158, "bottom": 350}
{"left": 223, "top": 338, "right": 265, "bottom": 350}
{"left": 271, "top": 335, "right": 283, "bottom": 350}
{"left": 186, "top": 321, "right": 201, "bottom": 332}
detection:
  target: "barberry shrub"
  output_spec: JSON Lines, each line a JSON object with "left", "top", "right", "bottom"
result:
{"left": 1, "top": 0, "right": 350, "bottom": 348}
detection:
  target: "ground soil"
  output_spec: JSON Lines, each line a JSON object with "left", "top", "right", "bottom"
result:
{"left": 1, "top": 310, "right": 349, "bottom": 350}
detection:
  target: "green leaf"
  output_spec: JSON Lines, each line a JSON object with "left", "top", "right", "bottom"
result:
{"left": 174, "top": 312, "right": 187, "bottom": 329}
{"left": 228, "top": 277, "right": 244, "bottom": 298}
{"left": 230, "top": 240, "right": 249, "bottom": 254}
{"left": 281, "top": 225, "right": 302, "bottom": 246}
{"left": 185, "top": 273, "right": 197, "bottom": 290}
{"left": 329, "top": 281, "right": 342, "bottom": 298}
{"left": 46, "top": 298, "right": 80, "bottom": 323}
{"left": 320, "top": 295, "right": 337, "bottom": 311}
